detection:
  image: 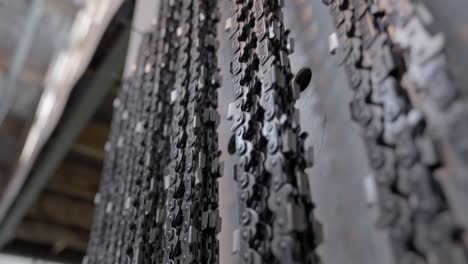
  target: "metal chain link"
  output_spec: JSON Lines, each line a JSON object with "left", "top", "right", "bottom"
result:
{"left": 323, "top": 0, "right": 468, "bottom": 263}
{"left": 84, "top": 0, "right": 184, "bottom": 262}
{"left": 227, "top": 0, "right": 322, "bottom": 263}
{"left": 162, "top": 0, "right": 221, "bottom": 262}
{"left": 84, "top": 76, "right": 131, "bottom": 264}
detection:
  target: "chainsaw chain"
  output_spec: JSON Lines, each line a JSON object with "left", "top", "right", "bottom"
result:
{"left": 115, "top": 32, "right": 154, "bottom": 264}
{"left": 161, "top": 0, "right": 193, "bottom": 261}
{"left": 85, "top": 0, "right": 183, "bottom": 262}
{"left": 199, "top": 2, "right": 222, "bottom": 263}
{"left": 162, "top": 0, "right": 221, "bottom": 262}
{"left": 323, "top": 0, "right": 468, "bottom": 262}
{"left": 226, "top": 0, "right": 322, "bottom": 263}
{"left": 140, "top": 0, "right": 182, "bottom": 262}
{"left": 90, "top": 32, "right": 153, "bottom": 264}
{"left": 84, "top": 76, "right": 132, "bottom": 264}
{"left": 377, "top": 0, "right": 468, "bottom": 233}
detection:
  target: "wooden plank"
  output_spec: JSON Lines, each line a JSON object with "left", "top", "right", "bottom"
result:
{"left": 0, "top": 115, "right": 25, "bottom": 136}
{"left": 71, "top": 143, "right": 105, "bottom": 162}
{"left": 15, "top": 218, "right": 88, "bottom": 252}
{"left": 74, "top": 120, "right": 110, "bottom": 152}
{"left": 0, "top": 116, "right": 25, "bottom": 165}
{"left": 2, "top": 239, "right": 84, "bottom": 264}
{"left": 92, "top": 85, "right": 118, "bottom": 124}
{"left": 0, "top": 9, "right": 130, "bottom": 249}
{"left": 47, "top": 158, "right": 101, "bottom": 201}
{"left": 27, "top": 192, "right": 94, "bottom": 230}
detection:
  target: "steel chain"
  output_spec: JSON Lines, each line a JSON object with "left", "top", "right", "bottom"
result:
{"left": 85, "top": 0, "right": 183, "bottom": 262}
{"left": 162, "top": 0, "right": 221, "bottom": 262}
{"left": 323, "top": 0, "right": 468, "bottom": 263}
{"left": 227, "top": 0, "right": 322, "bottom": 263}
{"left": 84, "top": 76, "right": 132, "bottom": 264}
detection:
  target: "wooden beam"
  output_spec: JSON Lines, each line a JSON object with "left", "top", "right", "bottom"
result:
{"left": 92, "top": 89, "right": 116, "bottom": 124}
{"left": 0, "top": 137, "right": 20, "bottom": 165}
{"left": 45, "top": 0, "right": 80, "bottom": 18}
{"left": 47, "top": 158, "right": 101, "bottom": 201}
{"left": 0, "top": 25, "right": 130, "bottom": 248}
{"left": 70, "top": 143, "right": 106, "bottom": 162}
{"left": 3, "top": 239, "right": 84, "bottom": 264}
{"left": 0, "top": 115, "right": 25, "bottom": 136}
{"left": 27, "top": 192, "right": 94, "bottom": 230}
{"left": 0, "top": 117, "right": 26, "bottom": 166}
{"left": 75, "top": 120, "right": 110, "bottom": 152}
{"left": 15, "top": 219, "right": 88, "bottom": 252}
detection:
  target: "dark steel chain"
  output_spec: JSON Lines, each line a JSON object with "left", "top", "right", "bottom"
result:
{"left": 117, "top": 32, "right": 155, "bottom": 264}
{"left": 190, "top": 1, "right": 222, "bottom": 263}
{"left": 203, "top": 4, "right": 223, "bottom": 262}
{"left": 180, "top": 0, "right": 202, "bottom": 260}
{"left": 162, "top": 0, "right": 193, "bottom": 261}
{"left": 227, "top": 0, "right": 322, "bottom": 263}
{"left": 85, "top": 0, "right": 183, "bottom": 262}
{"left": 162, "top": 0, "right": 221, "bottom": 262}
{"left": 323, "top": 0, "right": 468, "bottom": 263}
{"left": 108, "top": 78, "right": 133, "bottom": 264}
{"left": 140, "top": 0, "right": 182, "bottom": 262}
{"left": 227, "top": 0, "right": 271, "bottom": 262}
{"left": 377, "top": 0, "right": 468, "bottom": 235}
{"left": 84, "top": 76, "right": 132, "bottom": 264}
{"left": 88, "top": 32, "right": 154, "bottom": 264}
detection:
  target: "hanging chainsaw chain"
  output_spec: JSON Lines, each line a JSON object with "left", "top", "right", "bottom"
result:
{"left": 85, "top": 0, "right": 184, "bottom": 262}
{"left": 323, "top": 0, "right": 468, "bottom": 263}
{"left": 84, "top": 32, "right": 153, "bottom": 264}
{"left": 226, "top": 0, "right": 322, "bottom": 263}
{"left": 162, "top": 0, "right": 222, "bottom": 262}
{"left": 84, "top": 75, "right": 133, "bottom": 264}
{"left": 140, "top": 0, "right": 182, "bottom": 262}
